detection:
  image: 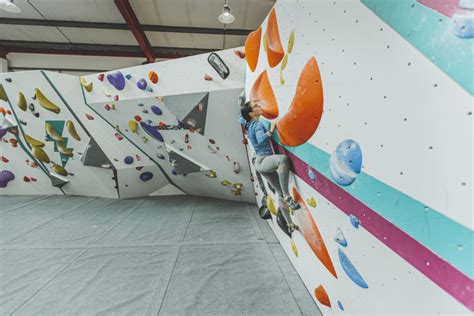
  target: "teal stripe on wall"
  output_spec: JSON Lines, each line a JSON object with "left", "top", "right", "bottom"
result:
{"left": 273, "top": 134, "right": 473, "bottom": 278}
{"left": 361, "top": 0, "right": 474, "bottom": 95}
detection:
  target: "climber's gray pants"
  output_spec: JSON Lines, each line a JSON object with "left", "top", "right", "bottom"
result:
{"left": 254, "top": 154, "right": 293, "bottom": 224}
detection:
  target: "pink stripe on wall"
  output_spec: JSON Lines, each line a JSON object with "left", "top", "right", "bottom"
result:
{"left": 273, "top": 143, "right": 474, "bottom": 311}
{"left": 417, "top": 0, "right": 462, "bottom": 17}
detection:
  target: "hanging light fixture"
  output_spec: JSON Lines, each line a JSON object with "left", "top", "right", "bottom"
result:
{"left": 218, "top": 0, "right": 235, "bottom": 24}
{"left": 0, "top": 0, "right": 21, "bottom": 13}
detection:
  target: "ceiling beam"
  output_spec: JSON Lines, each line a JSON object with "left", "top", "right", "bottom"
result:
{"left": 114, "top": 0, "right": 155, "bottom": 63}
{"left": 0, "top": 18, "right": 251, "bottom": 36}
{"left": 0, "top": 40, "right": 213, "bottom": 59}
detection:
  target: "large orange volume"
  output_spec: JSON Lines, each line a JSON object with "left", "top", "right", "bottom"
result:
{"left": 292, "top": 187, "right": 337, "bottom": 278}
{"left": 266, "top": 8, "right": 284, "bottom": 67}
{"left": 245, "top": 27, "right": 262, "bottom": 72}
{"left": 276, "top": 57, "right": 323, "bottom": 146}
{"left": 250, "top": 70, "right": 279, "bottom": 119}
{"left": 314, "top": 285, "right": 332, "bottom": 307}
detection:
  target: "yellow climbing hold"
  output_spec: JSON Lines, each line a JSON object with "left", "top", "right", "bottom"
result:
{"left": 231, "top": 189, "right": 242, "bottom": 195}
{"left": 53, "top": 163, "right": 68, "bottom": 176}
{"left": 56, "top": 141, "right": 73, "bottom": 157}
{"left": 221, "top": 180, "right": 231, "bottom": 186}
{"left": 279, "top": 70, "right": 285, "bottom": 85}
{"left": 288, "top": 30, "right": 295, "bottom": 54}
{"left": 80, "top": 76, "right": 93, "bottom": 92}
{"left": 281, "top": 54, "right": 288, "bottom": 71}
{"left": 232, "top": 183, "right": 243, "bottom": 190}
{"left": 263, "top": 31, "right": 267, "bottom": 52}
{"left": 24, "top": 134, "right": 45, "bottom": 147}
{"left": 266, "top": 195, "right": 277, "bottom": 216}
{"left": 35, "top": 88, "right": 61, "bottom": 114}
{"left": 0, "top": 85, "right": 7, "bottom": 102}
{"left": 307, "top": 197, "right": 317, "bottom": 208}
{"left": 206, "top": 170, "right": 217, "bottom": 178}
{"left": 18, "top": 92, "right": 27, "bottom": 111}
{"left": 290, "top": 239, "right": 298, "bottom": 257}
{"left": 102, "top": 90, "right": 112, "bottom": 97}
{"left": 66, "top": 120, "right": 81, "bottom": 141}
{"left": 45, "top": 122, "right": 63, "bottom": 142}
{"left": 128, "top": 120, "right": 138, "bottom": 133}
{"left": 33, "top": 146, "right": 50, "bottom": 163}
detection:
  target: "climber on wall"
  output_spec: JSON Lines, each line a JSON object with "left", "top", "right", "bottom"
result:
{"left": 239, "top": 100, "right": 300, "bottom": 233}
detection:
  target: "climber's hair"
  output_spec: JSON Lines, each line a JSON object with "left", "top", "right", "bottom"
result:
{"left": 240, "top": 101, "right": 253, "bottom": 123}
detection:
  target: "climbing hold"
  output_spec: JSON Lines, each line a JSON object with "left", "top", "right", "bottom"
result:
{"left": 307, "top": 197, "right": 316, "bottom": 208}
{"left": 244, "top": 26, "right": 261, "bottom": 72}
{"left": 204, "top": 74, "right": 213, "bottom": 81}
{"left": 111, "top": 104, "right": 116, "bottom": 110}
{"left": 0, "top": 107, "right": 5, "bottom": 115}
{"left": 266, "top": 8, "right": 285, "bottom": 67}
{"left": 233, "top": 162, "right": 240, "bottom": 174}
{"left": 149, "top": 71, "right": 159, "bottom": 84}
{"left": 338, "top": 247, "right": 368, "bottom": 288}
{"left": 32, "top": 146, "right": 50, "bottom": 163}
{"left": 329, "top": 139, "right": 362, "bottom": 186}
{"left": 287, "top": 30, "right": 295, "bottom": 54}
{"left": 337, "top": 301, "right": 344, "bottom": 311}
{"left": 349, "top": 214, "right": 360, "bottom": 228}
{"left": 107, "top": 71, "right": 126, "bottom": 90}
{"left": 208, "top": 145, "right": 217, "bottom": 153}
{"left": 5, "top": 78, "right": 12, "bottom": 83}
{"left": 0, "top": 170, "right": 15, "bottom": 187}
{"left": 114, "top": 133, "right": 123, "bottom": 141}
{"left": 184, "top": 134, "right": 189, "bottom": 144}
{"left": 151, "top": 105, "right": 162, "bottom": 115}
{"left": 24, "top": 134, "right": 45, "bottom": 147}
{"left": 124, "top": 156, "right": 134, "bottom": 165}
{"left": 113, "top": 95, "right": 119, "bottom": 101}
{"left": 156, "top": 153, "right": 165, "bottom": 160}
{"left": 232, "top": 183, "right": 243, "bottom": 190}
{"left": 35, "top": 89, "right": 61, "bottom": 114}
{"left": 17, "top": 92, "right": 27, "bottom": 111}
{"left": 281, "top": 54, "right": 288, "bottom": 70}
{"left": 334, "top": 228, "right": 348, "bottom": 247}
{"left": 80, "top": 76, "right": 93, "bottom": 92}
{"left": 66, "top": 120, "right": 81, "bottom": 141}
{"left": 128, "top": 120, "right": 138, "bottom": 133}
{"left": 102, "top": 90, "right": 112, "bottom": 97}
{"left": 53, "top": 163, "right": 68, "bottom": 176}
{"left": 314, "top": 285, "right": 331, "bottom": 307}
{"left": 97, "top": 73, "right": 105, "bottom": 81}
{"left": 233, "top": 50, "right": 246, "bottom": 59}
{"left": 231, "top": 189, "right": 242, "bottom": 195}
{"left": 279, "top": 69, "right": 285, "bottom": 85}
{"left": 56, "top": 142, "right": 73, "bottom": 157}
{"left": 221, "top": 180, "right": 231, "bottom": 186}
{"left": 1, "top": 156, "right": 8, "bottom": 163}
{"left": 308, "top": 167, "right": 317, "bottom": 181}
{"left": 209, "top": 139, "right": 215, "bottom": 144}
{"left": 134, "top": 115, "right": 142, "bottom": 122}
{"left": 250, "top": 70, "right": 279, "bottom": 119}
{"left": 276, "top": 57, "right": 323, "bottom": 146}
{"left": 125, "top": 74, "right": 132, "bottom": 80}
{"left": 206, "top": 170, "right": 217, "bottom": 178}
{"left": 0, "top": 85, "right": 8, "bottom": 101}
{"left": 266, "top": 195, "right": 277, "bottom": 216}
{"left": 290, "top": 239, "right": 299, "bottom": 257}
{"left": 136, "top": 78, "right": 147, "bottom": 90}
{"left": 23, "top": 176, "right": 31, "bottom": 182}
{"left": 140, "top": 122, "right": 164, "bottom": 142}
{"left": 139, "top": 171, "right": 153, "bottom": 182}
{"left": 45, "top": 122, "right": 63, "bottom": 142}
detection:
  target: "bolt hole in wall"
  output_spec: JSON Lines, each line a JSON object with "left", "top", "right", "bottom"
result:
{"left": 243, "top": 0, "right": 472, "bottom": 314}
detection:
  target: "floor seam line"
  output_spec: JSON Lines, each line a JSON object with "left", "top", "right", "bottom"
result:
{"left": 2, "top": 197, "right": 99, "bottom": 245}
{"left": 156, "top": 244, "right": 183, "bottom": 316}
{"left": 90, "top": 198, "right": 149, "bottom": 245}
{"left": 180, "top": 197, "right": 198, "bottom": 243}
{"left": 0, "top": 195, "right": 53, "bottom": 216}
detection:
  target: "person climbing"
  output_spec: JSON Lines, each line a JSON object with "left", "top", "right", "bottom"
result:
{"left": 239, "top": 100, "right": 300, "bottom": 233}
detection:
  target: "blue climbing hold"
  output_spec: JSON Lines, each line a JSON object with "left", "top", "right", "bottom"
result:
{"left": 338, "top": 247, "right": 369, "bottom": 289}
{"left": 334, "top": 227, "right": 348, "bottom": 247}
{"left": 349, "top": 214, "right": 360, "bottom": 229}
{"left": 0, "top": 170, "right": 15, "bottom": 187}
{"left": 337, "top": 300, "right": 344, "bottom": 311}
{"left": 142, "top": 109, "right": 149, "bottom": 114}
{"left": 139, "top": 171, "right": 153, "bottom": 181}
{"left": 151, "top": 105, "right": 162, "bottom": 115}
{"left": 124, "top": 156, "right": 134, "bottom": 165}
{"left": 136, "top": 78, "right": 147, "bottom": 90}
{"left": 171, "top": 169, "right": 177, "bottom": 175}
{"left": 125, "top": 74, "right": 132, "bottom": 80}
{"left": 107, "top": 71, "right": 126, "bottom": 90}
{"left": 140, "top": 122, "right": 164, "bottom": 142}
{"left": 329, "top": 139, "right": 362, "bottom": 186}
{"left": 308, "top": 167, "right": 317, "bottom": 181}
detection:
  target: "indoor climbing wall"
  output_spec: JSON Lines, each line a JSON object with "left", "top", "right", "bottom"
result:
{"left": 0, "top": 48, "right": 254, "bottom": 202}
{"left": 244, "top": 0, "right": 473, "bottom": 314}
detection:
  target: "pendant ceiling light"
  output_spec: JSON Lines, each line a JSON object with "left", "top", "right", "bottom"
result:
{"left": 218, "top": 0, "right": 235, "bottom": 24}
{"left": 0, "top": 0, "right": 21, "bottom": 13}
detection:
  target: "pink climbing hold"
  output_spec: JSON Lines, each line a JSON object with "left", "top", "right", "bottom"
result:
{"left": 86, "top": 113, "right": 94, "bottom": 120}
{"left": 204, "top": 74, "right": 213, "bottom": 81}
{"left": 114, "top": 133, "right": 124, "bottom": 141}
{"left": 113, "top": 95, "right": 119, "bottom": 101}
{"left": 98, "top": 73, "right": 105, "bottom": 81}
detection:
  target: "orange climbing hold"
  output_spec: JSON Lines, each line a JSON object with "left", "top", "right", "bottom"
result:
{"left": 314, "top": 285, "right": 332, "bottom": 307}
{"left": 266, "top": 8, "right": 284, "bottom": 68}
{"left": 0, "top": 107, "right": 5, "bottom": 115}
{"left": 149, "top": 71, "right": 159, "bottom": 84}
{"left": 244, "top": 27, "right": 262, "bottom": 72}
{"left": 276, "top": 57, "right": 323, "bottom": 146}
{"left": 250, "top": 70, "right": 279, "bottom": 119}
{"left": 292, "top": 187, "right": 337, "bottom": 278}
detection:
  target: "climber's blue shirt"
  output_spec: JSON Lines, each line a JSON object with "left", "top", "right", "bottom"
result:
{"left": 238, "top": 116, "right": 273, "bottom": 156}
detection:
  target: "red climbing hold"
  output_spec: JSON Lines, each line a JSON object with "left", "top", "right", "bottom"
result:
{"left": 1, "top": 156, "right": 8, "bottom": 163}
{"left": 234, "top": 50, "right": 246, "bottom": 59}
{"left": 204, "top": 74, "right": 213, "bottom": 81}
{"left": 86, "top": 113, "right": 94, "bottom": 120}
{"left": 98, "top": 73, "right": 105, "bottom": 81}
{"left": 114, "top": 133, "right": 123, "bottom": 141}
{"left": 23, "top": 176, "right": 31, "bottom": 182}
{"left": 113, "top": 95, "right": 119, "bottom": 101}
{"left": 134, "top": 115, "right": 142, "bottom": 122}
